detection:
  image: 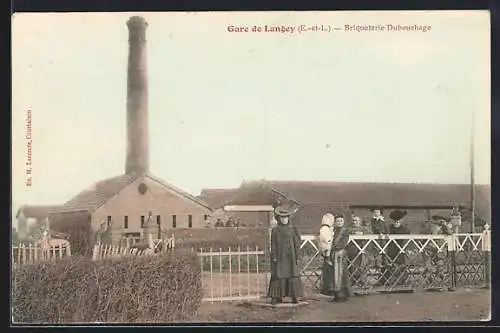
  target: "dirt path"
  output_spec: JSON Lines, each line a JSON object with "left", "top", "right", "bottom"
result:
{"left": 193, "top": 288, "right": 490, "bottom": 323}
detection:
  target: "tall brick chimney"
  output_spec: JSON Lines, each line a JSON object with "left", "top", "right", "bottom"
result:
{"left": 125, "top": 16, "right": 149, "bottom": 174}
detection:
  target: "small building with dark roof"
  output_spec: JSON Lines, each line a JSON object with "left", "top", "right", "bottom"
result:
{"left": 15, "top": 205, "right": 62, "bottom": 240}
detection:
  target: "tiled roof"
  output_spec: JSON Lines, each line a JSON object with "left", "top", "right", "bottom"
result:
{"left": 51, "top": 173, "right": 213, "bottom": 215}
{"left": 197, "top": 188, "right": 240, "bottom": 209}
{"left": 52, "top": 173, "right": 139, "bottom": 214}
{"left": 146, "top": 174, "right": 212, "bottom": 211}
{"left": 214, "top": 180, "right": 491, "bottom": 222}
{"left": 15, "top": 205, "right": 62, "bottom": 219}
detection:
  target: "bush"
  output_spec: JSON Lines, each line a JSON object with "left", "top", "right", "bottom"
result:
{"left": 12, "top": 251, "right": 202, "bottom": 324}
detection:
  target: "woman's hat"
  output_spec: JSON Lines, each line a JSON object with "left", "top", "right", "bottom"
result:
{"left": 370, "top": 207, "right": 384, "bottom": 214}
{"left": 274, "top": 204, "right": 298, "bottom": 217}
{"left": 389, "top": 210, "right": 407, "bottom": 221}
{"left": 431, "top": 215, "right": 448, "bottom": 223}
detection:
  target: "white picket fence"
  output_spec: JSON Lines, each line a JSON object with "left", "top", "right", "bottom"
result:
{"left": 92, "top": 236, "right": 175, "bottom": 261}
{"left": 12, "top": 243, "right": 71, "bottom": 268}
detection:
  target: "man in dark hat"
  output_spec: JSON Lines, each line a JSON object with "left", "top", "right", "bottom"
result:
{"left": 422, "top": 215, "right": 452, "bottom": 289}
{"left": 329, "top": 214, "right": 353, "bottom": 302}
{"left": 267, "top": 203, "right": 303, "bottom": 304}
{"left": 430, "top": 216, "right": 453, "bottom": 236}
{"left": 382, "top": 210, "right": 411, "bottom": 287}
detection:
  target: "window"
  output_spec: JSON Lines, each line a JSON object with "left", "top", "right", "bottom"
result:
{"left": 188, "top": 215, "right": 193, "bottom": 228}
{"left": 172, "top": 215, "right": 177, "bottom": 228}
{"left": 141, "top": 215, "right": 145, "bottom": 228}
{"left": 124, "top": 216, "right": 129, "bottom": 229}
{"left": 204, "top": 215, "right": 209, "bottom": 221}
{"left": 156, "top": 215, "right": 161, "bottom": 226}
{"left": 107, "top": 216, "right": 112, "bottom": 227}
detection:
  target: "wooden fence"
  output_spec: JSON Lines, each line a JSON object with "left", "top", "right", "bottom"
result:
{"left": 92, "top": 236, "right": 176, "bottom": 261}
{"left": 12, "top": 243, "right": 71, "bottom": 268}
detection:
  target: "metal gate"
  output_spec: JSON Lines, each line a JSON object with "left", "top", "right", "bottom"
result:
{"left": 298, "top": 231, "right": 490, "bottom": 294}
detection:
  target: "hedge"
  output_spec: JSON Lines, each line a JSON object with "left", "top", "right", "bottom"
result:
{"left": 166, "top": 227, "right": 269, "bottom": 251}
{"left": 12, "top": 251, "right": 202, "bottom": 324}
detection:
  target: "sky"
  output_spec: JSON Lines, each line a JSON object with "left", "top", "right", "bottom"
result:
{"left": 11, "top": 11, "right": 491, "bottom": 215}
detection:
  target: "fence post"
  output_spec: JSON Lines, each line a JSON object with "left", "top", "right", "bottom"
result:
{"left": 210, "top": 247, "right": 214, "bottom": 302}
{"left": 447, "top": 234, "right": 456, "bottom": 291}
{"left": 92, "top": 244, "right": 99, "bottom": 261}
{"left": 28, "top": 243, "right": 32, "bottom": 264}
{"left": 22, "top": 244, "right": 27, "bottom": 265}
{"left": 482, "top": 226, "right": 491, "bottom": 289}
{"left": 229, "top": 247, "right": 232, "bottom": 298}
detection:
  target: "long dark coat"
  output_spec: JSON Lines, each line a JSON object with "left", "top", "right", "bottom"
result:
{"left": 267, "top": 223, "right": 303, "bottom": 299}
{"left": 387, "top": 224, "right": 411, "bottom": 263}
{"left": 329, "top": 226, "right": 353, "bottom": 297}
{"left": 383, "top": 224, "right": 411, "bottom": 286}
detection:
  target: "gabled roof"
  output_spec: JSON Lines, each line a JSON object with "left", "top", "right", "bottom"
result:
{"left": 15, "top": 205, "right": 62, "bottom": 219}
{"left": 197, "top": 188, "right": 241, "bottom": 209}
{"left": 51, "top": 173, "right": 212, "bottom": 215}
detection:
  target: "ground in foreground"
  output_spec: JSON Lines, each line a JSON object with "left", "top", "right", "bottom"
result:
{"left": 193, "top": 288, "right": 490, "bottom": 323}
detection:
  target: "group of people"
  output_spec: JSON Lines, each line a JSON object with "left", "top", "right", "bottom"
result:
{"left": 266, "top": 203, "right": 465, "bottom": 305}
{"left": 213, "top": 217, "right": 244, "bottom": 228}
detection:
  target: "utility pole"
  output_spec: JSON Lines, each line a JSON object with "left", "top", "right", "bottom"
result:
{"left": 470, "top": 115, "right": 476, "bottom": 233}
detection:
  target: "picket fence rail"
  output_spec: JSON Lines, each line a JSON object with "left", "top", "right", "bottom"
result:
{"left": 12, "top": 243, "right": 72, "bottom": 268}
{"left": 92, "top": 236, "right": 176, "bottom": 261}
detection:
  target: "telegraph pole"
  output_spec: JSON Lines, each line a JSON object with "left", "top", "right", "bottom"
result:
{"left": 470, "top": 115, "right": 476, "bottom": 233}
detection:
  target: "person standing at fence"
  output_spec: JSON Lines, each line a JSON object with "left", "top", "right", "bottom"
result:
{"left": 346, "top": 215, "right": 370, "bottom": 290}
{"left": 449, "top": 208, "right": 462, "bottom": 234}
{"left": 319, "top": 213, "right": 335, "bottom": 296}
{"left": 424, "top": 216, "right": 453, "bottom": 288}
{"left": 268, "top": 204, "right": 303, "bottom": 305}
{"left": 370, "top": 207, "right": 389, "bottom": 276}
{"left": 370, "top": 208, "right": 389, "bottom": 235}
{"left": 383, "top": 210, "right": 411, "bottom": 287}
{"left": 329, "top": 214, "right": 353, "bottom": 302}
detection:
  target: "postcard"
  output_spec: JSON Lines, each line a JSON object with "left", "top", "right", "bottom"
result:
{"left": 11, "top": 11, "right": 490, "bottom": 324}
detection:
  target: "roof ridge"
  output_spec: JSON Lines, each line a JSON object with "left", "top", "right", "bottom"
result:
{"left": 265, "top": 179, "right": 490, "bottom": 186}
{"left": 144, "top": 173, "right": 213, "bottom": 211}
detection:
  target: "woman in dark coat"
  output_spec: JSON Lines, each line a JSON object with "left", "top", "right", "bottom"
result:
{"left": 268, "top": 204, "right": 304, "bottom": 304}
{"left": 384, "top": 210, "right": 411, "bottom": 287}
{"left": 329, "top": 214, "right": 353, "bottom": 302}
